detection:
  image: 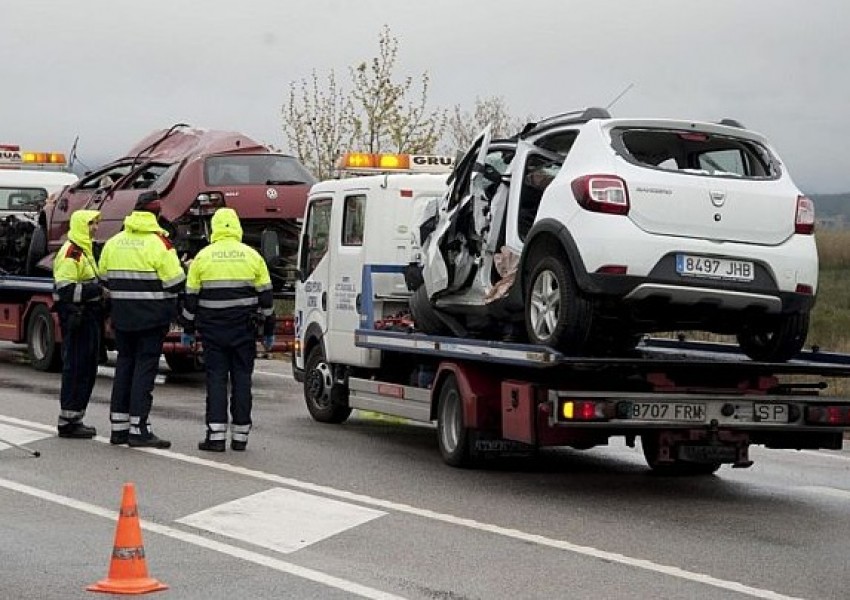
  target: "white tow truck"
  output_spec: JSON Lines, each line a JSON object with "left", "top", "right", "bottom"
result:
{"left": 0, "top": 145, "right": 78, "bottom": 370}
{"left": 293, "top": 152, "right": 850, "bottom": 473}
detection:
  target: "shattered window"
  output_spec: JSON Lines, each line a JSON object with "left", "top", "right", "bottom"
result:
{"left": 614, "top": 128, "right": 778, "bottom": 179}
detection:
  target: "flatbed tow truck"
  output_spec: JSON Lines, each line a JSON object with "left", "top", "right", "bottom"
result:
{"left": 293, "top": 153, "right": 850, "bottom": 474}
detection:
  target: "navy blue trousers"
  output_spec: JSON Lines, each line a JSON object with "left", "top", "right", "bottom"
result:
{"left": 201, "top": 326, "right": 256, "bottom": 429}
{"left": 110, "top": 325, "right": 168, "bottom": 435}
{"left": 58, "top": 305, "right": 101, "bottom": 421}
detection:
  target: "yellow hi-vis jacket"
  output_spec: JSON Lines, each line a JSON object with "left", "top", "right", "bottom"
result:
{"left": 181, "top": 208, "right": 275, "bottom": 336}
{"left": 52, "top": 209, "right": 104, "bottom": 306}
{"left": 98, "top": 211, "right": 185, "bottom": 331}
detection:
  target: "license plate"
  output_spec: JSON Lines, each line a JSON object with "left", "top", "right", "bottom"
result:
{"left": 631, "top": 402, "right": 706, "bottom": 422}
{"left": 676, "top": 254, "right": 754, "bottom": 282}
{"left": 753, "top": 403, "right": 789, "bottom": 423}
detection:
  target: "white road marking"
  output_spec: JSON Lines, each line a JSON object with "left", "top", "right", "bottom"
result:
{"left": 0, "top": 476, "right": 407, "bottom": 600}
{"left": 0, "top": 423, "right": 51, "bottom": 450}
{"left": 177, "top": 488, "right": 387, "bottom": 554}
{"left": 797, "top": 486, "right": 850, "bottom": 500}
{"left": 0, "top": 415, "right": 822, "bottom": 600}
{"left": 178, "top": 487, "right": 385, "bottom": 553}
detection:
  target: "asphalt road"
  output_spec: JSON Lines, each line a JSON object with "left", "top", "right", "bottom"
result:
{"left": 1, "top": 342, "right": 849, "bottom": 600}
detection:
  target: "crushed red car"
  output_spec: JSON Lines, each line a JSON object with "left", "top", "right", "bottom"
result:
{"left": 29, "top": 124, "right": 315, "bottom": 291}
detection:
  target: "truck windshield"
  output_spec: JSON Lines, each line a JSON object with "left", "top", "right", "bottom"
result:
{"left": 0, "top": 186, "right": 47, "bottom": 212}
{"left": 204, "top": 155, "right": 316, "bottom": 186}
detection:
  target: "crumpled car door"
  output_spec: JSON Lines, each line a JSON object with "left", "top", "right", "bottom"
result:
{"left": 421, "top": 127, "right": 492, "bottom": 298}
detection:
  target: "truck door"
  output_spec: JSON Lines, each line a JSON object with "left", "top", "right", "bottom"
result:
{"left": 295, "top": 196, "right": 332, "bottom": 363}
{"left": 325, "top": 192, "right": 370, "bottom": 367}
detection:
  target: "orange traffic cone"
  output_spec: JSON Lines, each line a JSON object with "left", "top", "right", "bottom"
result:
{"left": 87, "top": 482, "right": 168, "bottom": 595}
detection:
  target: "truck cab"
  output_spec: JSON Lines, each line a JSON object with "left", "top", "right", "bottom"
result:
{"left": 294, "top": 153, "right": 452, "bottom": 378}
{"left": 0, "top": 145, "right": 77, "bottom": 275}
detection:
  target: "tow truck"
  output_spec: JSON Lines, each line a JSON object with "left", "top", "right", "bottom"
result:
{"left": 293, "top": 152, "right": 850, "bottom": 473}
{"left": 1, "top": 129, "right": 304, "bottom": 372}
{"left": 0, "top": 146, "right": 78, "bottom": 370}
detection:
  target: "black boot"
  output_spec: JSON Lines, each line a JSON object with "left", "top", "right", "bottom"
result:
{"left": 230, "top": 440, "right": 247, "bottom": 451}
{"left": 58, "top": 422, "right": 97, "bottom": 439}
{"left": 110, "top": 431, "right": 130, "bottom": 445}
{"left": 198, "top": 439, "right": 225, "bottom": 452}
{"left": 128, "top": 433, "right": 171, "bottom": 449}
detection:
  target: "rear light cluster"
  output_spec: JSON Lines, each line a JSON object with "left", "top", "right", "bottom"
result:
{"left": 805, "top": 405, "right": 850, "bottom": 426}
{"left": 571, "top": 174, "right": 630, "bottom": 215}
{"left": 190, "top": 192, "right": 226, "bottom": 216}
{"left": 795, "top": 195, "right": 815, "bottom": 234}
{"left": 560, "top": 399, "right": 608, "bottom": 421}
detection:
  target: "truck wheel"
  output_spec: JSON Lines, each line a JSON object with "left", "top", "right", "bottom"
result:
{"left": 736, "top": 312, "right": 808, "bottom": 363}
{"left": 27, "top": 304, "right": 62, "bottom": 372}
{"left": 436, "top": 374, "right": 477, "bottom": 467}
{"left": 164, "top": 353, "right": 199, "bottom": 373}
{"left": 304, "top": 345, "right": 351, "bottom": 424}
{"left": 410, "top": 285, "right": 448, "bottom": 335}
{"left": 25, "top": 225, "right": 48, "bottom": 275}
{"left": 524, "top": 254, "right": 592, "bottom": 354}
{"left": 641, "top": 434, "right": 721, "bottom": 476}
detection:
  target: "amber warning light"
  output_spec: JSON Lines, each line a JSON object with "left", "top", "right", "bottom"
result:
{"left": 0, "top": 144, "right": 67, "bottom": 168}
{"left": 337, "top": 152, "right": 454, "bottom": 174}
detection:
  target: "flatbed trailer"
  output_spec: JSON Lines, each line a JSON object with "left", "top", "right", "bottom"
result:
{"left": 297, "top": 327, "right": 850, "bottom": 473}
{"left": 0, "top": 273, "right": 295, "bottom": 372}
{"left": 291, "top": 165, "right": 850, "bottom": 474}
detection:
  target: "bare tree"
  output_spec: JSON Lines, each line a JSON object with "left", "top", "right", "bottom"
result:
{"left": 445, "top": 96, "right": 529, "bottom": 153}
{"left": 350, "top": 25, "right": 445, "bottom": 154}
{"left": 281, "top": 69, "right": 356, "bottom": 180}
{"left": 282, "top": 25, "right": 445, "bottom": 177}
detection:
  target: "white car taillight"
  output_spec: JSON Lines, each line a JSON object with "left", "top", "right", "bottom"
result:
{"left": 571, "top": 175, "right": 630, "bottom": 215}
{"left": 795, "top": 195, "right": 815, "bottom": 234}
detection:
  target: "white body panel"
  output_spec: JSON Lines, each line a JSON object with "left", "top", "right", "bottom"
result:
{"left": 295, "top": 173, "right": 448, "bottom": 370}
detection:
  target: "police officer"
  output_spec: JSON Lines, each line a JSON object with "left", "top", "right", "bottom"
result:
{"left": 98, "top": 192, "right": 185, "bottom": 448}
{"left": 53, "top": 209, "right": 106, "bottom": 438}
{"left": 180, "top": 208, "right": 275, "bottom": 452}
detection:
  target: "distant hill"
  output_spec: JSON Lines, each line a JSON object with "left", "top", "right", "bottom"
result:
{"left": 810, "top": 193, "right": 850, "bottom": 229}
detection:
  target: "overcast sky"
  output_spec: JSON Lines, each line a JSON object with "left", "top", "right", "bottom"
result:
{"left": 2, "top": 0, "right": 849, "bottom": 192}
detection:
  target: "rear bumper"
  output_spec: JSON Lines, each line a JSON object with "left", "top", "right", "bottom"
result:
{"left": 586, "top": 271, "right": 815, "bottom": 316}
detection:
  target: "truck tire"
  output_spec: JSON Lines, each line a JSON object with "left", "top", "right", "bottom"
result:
{"left": 25, "top": 225, "right": 48, "bottom": 275}
{"left": 304, "top": 345, "right": 351, "bottom": 424}
{"left": 409, "top": 285, "right": 448, "bottom": 335}
{"left": 27, "top": 304, "right": 62, "bottom": 372}
{"left": 436, "top": 374, "right": 478, "bottom": 467}
{"left": 164, "top": 353, "right": 200, "bottom": 373}
{"left": 641, "top": 434, "right": 721, "bottom": 476}
{"left": 524, "top": 254, "right": 592, "bottom": 354}
{"left": 736, "top": 312, "right": 809, "bottom": 363}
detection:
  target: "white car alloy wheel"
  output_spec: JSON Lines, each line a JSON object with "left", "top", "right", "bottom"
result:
{"left": 530, "top": 269, "right": 561, "bottom": 342}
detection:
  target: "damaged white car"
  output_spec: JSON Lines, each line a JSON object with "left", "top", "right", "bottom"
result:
{"left": 409, "top": 108, "right": 817, "bottom": 362}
